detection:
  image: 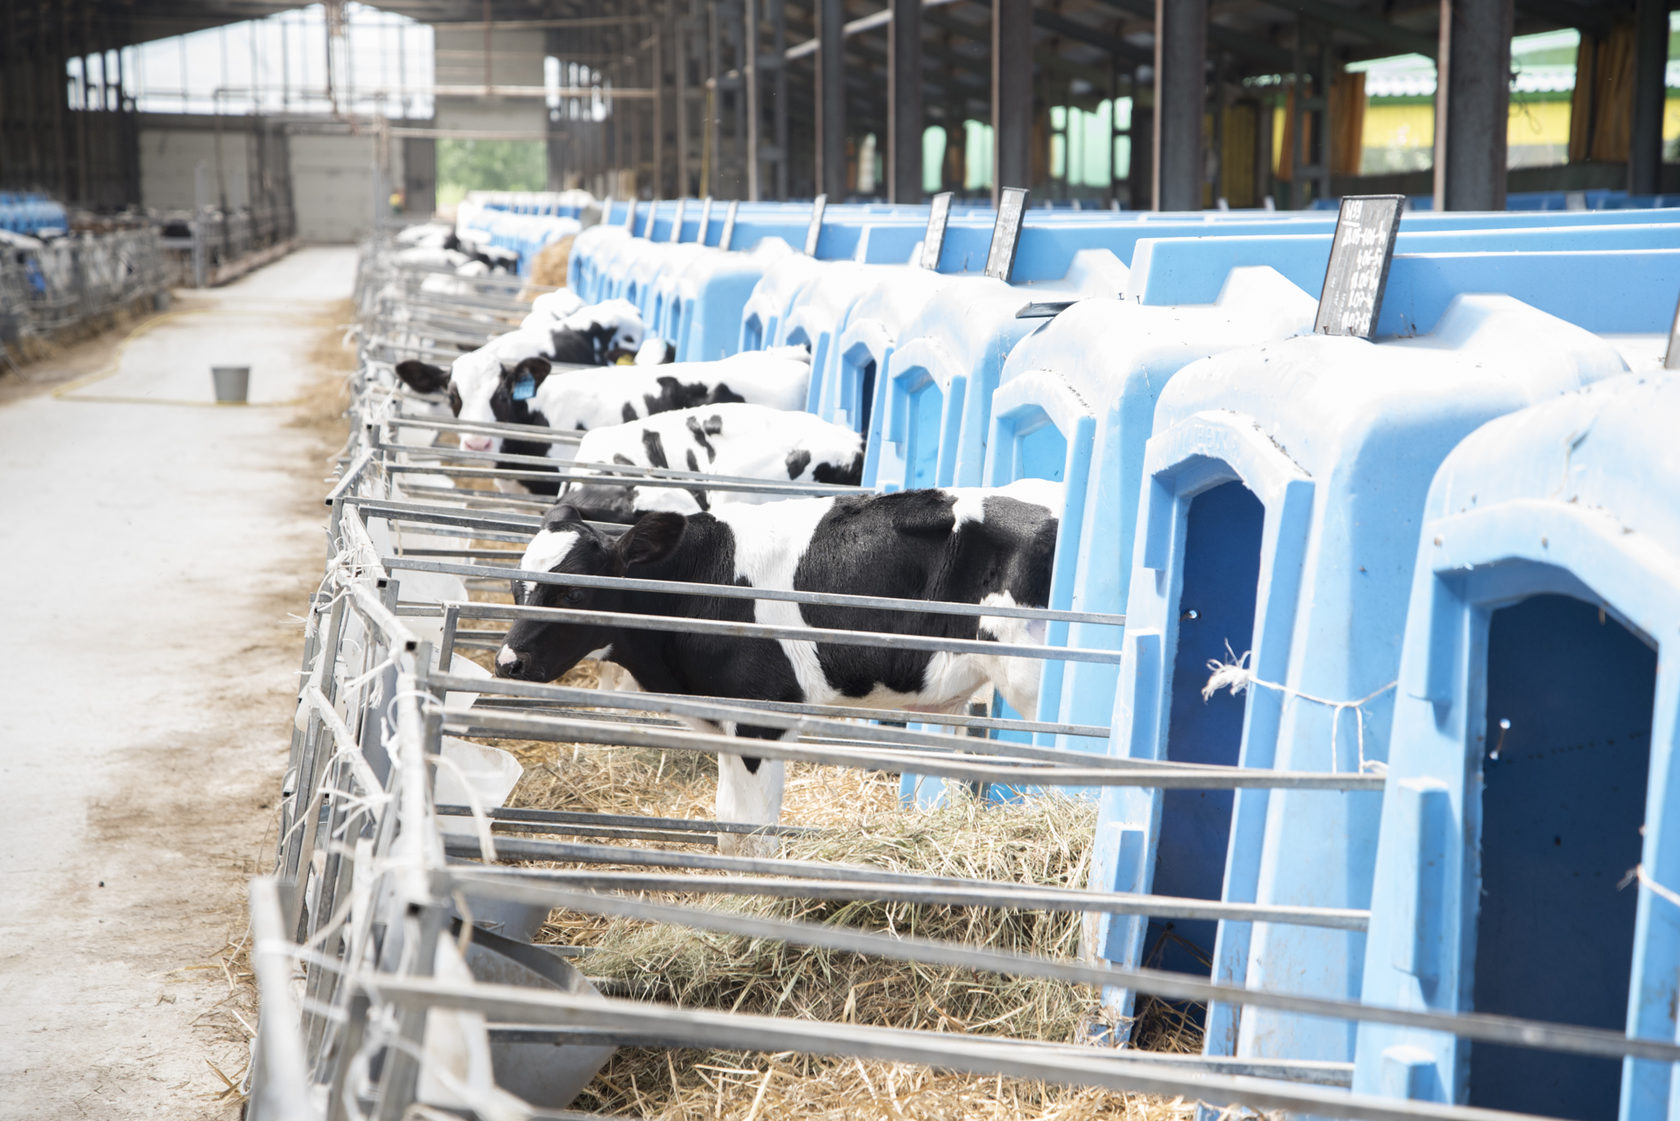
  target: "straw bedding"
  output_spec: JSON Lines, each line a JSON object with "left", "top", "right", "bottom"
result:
{"left": 485, "top": 717, "right": 1209, "bottom": 1119}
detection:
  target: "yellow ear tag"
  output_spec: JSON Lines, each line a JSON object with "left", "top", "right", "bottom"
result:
{"left": 616, "top": 354, "right": 635, "bottom": 365}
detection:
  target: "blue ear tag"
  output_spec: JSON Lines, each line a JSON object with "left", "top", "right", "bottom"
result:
{"left": 512, "top": 375, "right": 537, "bottom": 401}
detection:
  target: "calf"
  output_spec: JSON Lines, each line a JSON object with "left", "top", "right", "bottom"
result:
{"left": 559, "top": 402, "right": 863, "bottom": 515}
{"left": 520, "top": 289, "right": 587, "bottom": 331}
{"left": 392, "top": 298, "right": 650, "bottom": 451}
{"left": 483, "top": 349, "right": 812, "bottom": 487}
{"left": 494, "top": 478, "right": 1061, "bottom": 849}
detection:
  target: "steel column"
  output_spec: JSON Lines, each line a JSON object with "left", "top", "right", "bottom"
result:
{"left": 889, "top": 0, "right": 925, "bottom": 203}
{"left": 676, "top": 4, "right": 691, "bottom": 194}
{"left": 743, "top": 0, "right": 761, "bottom": 200}
{"left": 817, "top": 0, "right": 848, "bottom": 199}
{"left": 992, "top": 0, "right": 1032, "bottom": 203}
{"left": 1433, "top": 0, "right": 1512, "bottom": 210}
{"left": 653, "top": 9, "right": 666, "bottom": 198}
{"left": 770, "top": 0, "right": 789, "bottom": 198}
{"left": 1153, "top": 0, "right": 1206, "bottom": 211}
{"left": 1629, "top": 0, "right": 1668, "bottom": 196}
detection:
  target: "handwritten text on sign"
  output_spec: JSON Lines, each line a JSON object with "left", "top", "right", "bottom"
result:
{"left": 985, "top": 187, "right": 1029, "bottom": 283}
{"left": 1314, "top": 194, "right": 1404, "bottom": 339}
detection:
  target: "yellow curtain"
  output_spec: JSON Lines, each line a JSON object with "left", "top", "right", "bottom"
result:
{"left": 1277, "top": 69, "right": 1366, "bottom": 182}
{"left": 1221, "top": 101, "right": 1258, "bottom": 207}
{"left": 1569, "top": 19, "right": 1637, "bottom": 163}
{"left": 1331, "top": 70, "right": 1366, "bottom": 176}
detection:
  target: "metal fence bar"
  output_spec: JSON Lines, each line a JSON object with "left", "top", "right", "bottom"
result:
{"left": 431, "top": 671, "right": 1110, "bottom": 740}
{"left": 457, "top": 600, "right": 1123, "bottom": 665}
{"left": 442, "top": 836, "right": 1371, "bottom": 929}
{"left": 382, "top": 414, "right": 585, "bottom": 446}
{"left": 366, "top": 973, "right": 1566, "bottom": 1121}
{"left": 439, "top": 871, "right": 1680, "bottom": 1070}
{"left": 395, "top": 556, "right": 1127, "bottom": 627}
{"left": 435, "top": 803, "right": 820, "bottom": 837}
{"left": 382, "top": 459, "right": 872, "bottom": 499}
{"left": 442, "top": 708, "right": 1387, "bottom": 792}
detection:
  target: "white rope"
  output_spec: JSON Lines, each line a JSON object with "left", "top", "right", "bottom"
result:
{"left": 1621, "top": 864, "right": 1680, "bottom": 912}
{"left": 1203, "top": 642, "right": 1395, "bottom": 775}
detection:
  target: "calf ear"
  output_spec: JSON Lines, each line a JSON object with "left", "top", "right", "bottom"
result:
{"left": 394, "top": 360, "right": 450, "bottom": 394}
{"left": 513, "top": 356, "right": 552, "bottom": 386}
{"left": 617, "top": 511, "right": 685, "bottom": 567}
{"left": 542, "top": 503, "right": 584, "bottom": 531}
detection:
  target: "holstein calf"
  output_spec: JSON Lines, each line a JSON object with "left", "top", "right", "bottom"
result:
{"left": 519, "top": 289, "right": 587, "bottom": 331}
{"left": 392, "top": 298, "right": 650, "bottom": 451}
{"left": 476, "top": 349, "right": 815, "bottom": 496}
{"left": 494, "top": 478, "right": 1061, "bottom": 850}
{"left": 561, "top": 402, "right": 864, "bottom": 519}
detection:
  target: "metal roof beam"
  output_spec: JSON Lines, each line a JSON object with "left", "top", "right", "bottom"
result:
{"left": 1089, "top": 0, "right": 1295, "bottom": 71}
{"left": 1513, "top": 0, "right": 1616, "bottom": 38}
{"left": 1250, "top": 1, "right": 1438, "bottom": 58}
{"left": 1032, "top": 9, "right": 1153, "bottom": 65}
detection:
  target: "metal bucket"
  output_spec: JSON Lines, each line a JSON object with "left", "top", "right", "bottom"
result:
{"left": 211, "top": 364, "right": 250, "bottom": 404}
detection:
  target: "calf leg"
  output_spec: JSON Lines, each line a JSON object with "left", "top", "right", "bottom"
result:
{"left": 715, "top": 750, "right": 786, "bottom": 858}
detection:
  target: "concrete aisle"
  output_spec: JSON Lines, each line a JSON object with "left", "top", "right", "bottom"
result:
{"left": 0, "top": 248, "right": 356, "bottom": 1119}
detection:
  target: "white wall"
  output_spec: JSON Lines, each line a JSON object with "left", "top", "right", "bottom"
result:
{"left": 289, "top": 134, "right": 404, "bottom": 242}
{"left": 140, "top": 128, "right": 256, "bottom": 210}
{"left": 433, "top": 27, "right": 546, "bottom": 134}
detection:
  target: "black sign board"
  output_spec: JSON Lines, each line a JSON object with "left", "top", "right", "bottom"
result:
{"left": 623, "top": 197, "right": 638, "bottom": 232}
{"left": 984, "top": 187, "right": 1029, "bottom": 283}
{"left": 804, "top": 194, "right": 828, "bottom": 256}
{"left": 920, "top": 192, "right": 953, "bottom": 271}
{"left": 1314, "top": 194, "right": 1405, "bottom": 339}
{"left": 643, "top": 198, "right": 660, "bottom": 239}
{"left": 698, "top": 197, "right": 714, "bottom": 244}
{"left": 669, "top": 198, "right": 687, "bottom": 243}
{"left": 719, "top": 200, "right": 740, "bottom": 251}
{"left": 1664, "top": 290, "right": 1680, "bottom": 370}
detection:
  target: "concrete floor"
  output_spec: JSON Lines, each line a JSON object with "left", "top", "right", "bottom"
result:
{"left": 0, "top": 248, "right": 356, "bottom": 1119}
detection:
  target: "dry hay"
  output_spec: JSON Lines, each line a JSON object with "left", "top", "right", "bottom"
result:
{"left": 580, "top": 1056, "right": 1210, "bottom": 1121}
{"left": 508, "top": 769, "right": 1210, "bottom": 1120}
{"left": 524, "top": 236, "right": 575, "bottom": 290}
{"left": 288, "top": 299, "right": 355, "bottom": 440}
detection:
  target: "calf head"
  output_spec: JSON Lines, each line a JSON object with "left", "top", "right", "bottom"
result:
{"left": 484, "top": 357, "right": 553, "bottom": 429}
{"left": 394, "top": 359, "right": 456, "bottom": 405}
{"left": 554, "top": 480, "right": 641, "bottom": 524}
{"left": 495, "top": 504, "right": 686, "bottom": 682}
{"left": 394, "top": 354, "right": 551, "bottom": 452}
{"left": 556, "top": 299, "right": 646, "bottom": 364}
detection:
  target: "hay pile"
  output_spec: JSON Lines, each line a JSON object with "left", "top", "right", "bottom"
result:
{"left": 495, "top": 743, "right": 1203, "bottom": 1120}
{"left": 526, "top": 236, "right": 574, "bottom": 290}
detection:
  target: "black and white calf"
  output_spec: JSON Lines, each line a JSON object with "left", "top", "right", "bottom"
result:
{"left": 494, "top": 478, "right": 1061, "bottom": 845}
{"left": 392, "top": 298, "right": 650, "bottom": 451}
{"left": 561, "top": 402, "right": 864, "bottom": 519}
{"left": 519, "top": 288, "right": 587, "bottom": 331}
{"left": 482, "top": 348, "right": 815, "bottom": 495}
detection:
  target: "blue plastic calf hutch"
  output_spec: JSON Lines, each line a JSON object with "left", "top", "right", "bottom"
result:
{"left": 1088, "top": 290, "right": 1631, "bottom": 1068}
{"left": 1353, "top": 373, "right": 1680, "bottom": 1121}
{"left": 979, "top": 268, "right": 1321, "bottom": 747}
{"left": 736, "top": 215, "right": 958, "bottom": 351}
{"left": 823, "top": 267, "right": 953, "bottom": 441}
{"left": 866, "top": 250, "right": 1131, "bottom": 494}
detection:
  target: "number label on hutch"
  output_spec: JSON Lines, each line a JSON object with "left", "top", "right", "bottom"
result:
{"left": 920, "top": 192, "right": 953, "bottom": 271}
{"left": 1314, "top": 194, "right": 1405, "bottom": 340}
{"left": 985, "top": 187, "right": 1029, "bottom": 283}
